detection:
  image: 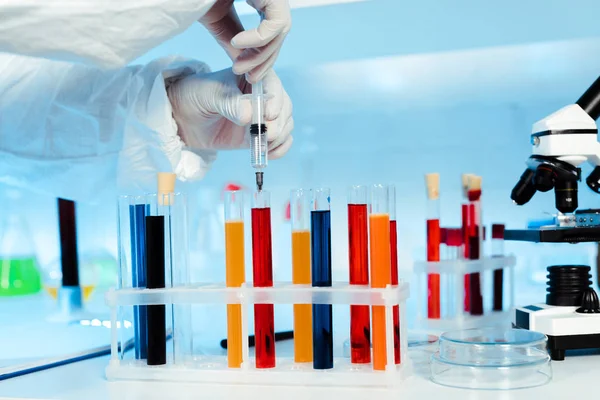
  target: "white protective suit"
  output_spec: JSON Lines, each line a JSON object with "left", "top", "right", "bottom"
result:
{"left": 0, "top": 1, "right": 216, "bottom": 68}
{"left": 0, "top": 53, "right": 212, "bottom": 202}
{"left": 0, "top": 0, "right": 293, "bottom": 202}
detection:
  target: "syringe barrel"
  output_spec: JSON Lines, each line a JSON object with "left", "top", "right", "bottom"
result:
{"left": 252, "top": 81, "right": 265, "bottom": 126}
{"left": 250, "top": 81, "right": 268, "bottom": 169}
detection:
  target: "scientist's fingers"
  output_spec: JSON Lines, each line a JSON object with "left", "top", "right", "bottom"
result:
{"left": 262, "top": 71, "right": 285, "bottom": 122}
{"left": 230, "top": 0, "right": 291, "bottom": 49}
{"left": 246, "top": 46, "right": 282, "bottom": 83}
{"left": 200, "top": 3, "right": 245, "bottom": 61}
{"left": 269, "top": 134, "right": 294, "bottom": 160}
{"left": 268, "top": 114, "right": 294, "bottom": 152}
{"left": 232, "top": 35, "right": 284, "bottom": 78}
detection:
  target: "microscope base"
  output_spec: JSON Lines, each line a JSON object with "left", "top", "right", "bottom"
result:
{"left": 514, "top": 303, "right": 600, "bottom": 360}
{"left": 546, "top": 333, "right": 600, "bottom": 361}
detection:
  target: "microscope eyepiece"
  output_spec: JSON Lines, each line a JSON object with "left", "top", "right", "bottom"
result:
{"left": 586, "top": 166, "right": 600, "bottom": 194}
{"left": 555, "top": 179, "right": 578, "bottom": 214}
{"left": 511, "top": 169, "right": 537, "bottom": 206}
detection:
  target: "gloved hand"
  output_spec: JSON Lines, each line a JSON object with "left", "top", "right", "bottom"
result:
{"left": 200, "top": 0, "right": 292, "bottom": 83}
{"left": 167, "top": 67, "right": 294, "bottom": 160}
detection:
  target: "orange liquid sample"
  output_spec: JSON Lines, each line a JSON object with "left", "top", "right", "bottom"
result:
{"left": 369, "top": 213, "right": 391, "bottom": 371}
{"left": 292, "top": 230, "right": 313, "bottom": 363}
{"left": 225, "top": 220, "right": 245, "bottom": 368}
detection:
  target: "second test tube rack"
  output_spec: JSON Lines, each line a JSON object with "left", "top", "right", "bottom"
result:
{"left": 413, "top": 255, "right": 516, "bottom": 331}
{"left": 105, "top": 282, "right": 410, "bottom": 387}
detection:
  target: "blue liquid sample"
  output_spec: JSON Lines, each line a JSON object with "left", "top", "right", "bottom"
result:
{"left": 130, "top": 204, "right": 149, "bottom": 359}
{"left": 311, "top": 210, "right": 333, "bottom": 369}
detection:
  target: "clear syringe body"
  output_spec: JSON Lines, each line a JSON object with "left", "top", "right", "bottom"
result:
{"left": 250, "top": 81, "right": 268, "bottom": 169}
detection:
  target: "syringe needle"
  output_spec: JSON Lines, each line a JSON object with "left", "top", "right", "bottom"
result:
{"left": 256, "top": 171, "right": 264, "bottom": 192}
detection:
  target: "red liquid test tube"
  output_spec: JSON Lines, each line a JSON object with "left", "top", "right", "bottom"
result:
{"left": 461, "top": 174, "right": 471, "bottom": 312}
{"left": 388, "top": 185, "right": 401, "bottom": 364}
{"left": 251, "top": 190, "right": 276, "bottom": 368}
{"left": 467, "top": 176, "right": 483, "bottom": 316}
{"left": 425, "top": 174, "right": 441, "bottom": 319}
{"left": 347, "top": 185, "right": 371, "bottom": 364}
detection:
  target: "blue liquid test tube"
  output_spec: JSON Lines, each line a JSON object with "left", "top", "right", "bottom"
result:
{"left": 311, "top": 188, "right": 333, "bottom": 370}
{"left": 129, "top": 202, "right": 149, "bottom": 360}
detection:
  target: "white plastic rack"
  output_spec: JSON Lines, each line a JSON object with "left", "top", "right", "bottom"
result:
{"left": 105, "top": 281, "right": 412, "bottom": 388}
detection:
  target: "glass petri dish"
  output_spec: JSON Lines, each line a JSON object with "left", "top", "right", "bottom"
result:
{"left": 430, "top": 327, "right": 552, "bottom": 390}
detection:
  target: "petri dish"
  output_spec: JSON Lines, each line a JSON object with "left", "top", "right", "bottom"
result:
{"left": 430, "top": 327, "right": 552, "bottom": 390}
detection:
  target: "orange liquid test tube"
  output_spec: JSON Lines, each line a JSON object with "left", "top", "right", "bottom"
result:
{"left": 369, "top": 184, "right": 391, "bottom": 371}
{"left": 224, "top": 191, "right": 245, "bottom": 368}
{"left": 290, "top": 189, "right": 313, "bottom": 363}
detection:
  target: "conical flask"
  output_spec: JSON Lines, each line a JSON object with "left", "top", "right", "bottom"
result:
{"left": 0, "top": 190, "right": 41, "bottom": 296}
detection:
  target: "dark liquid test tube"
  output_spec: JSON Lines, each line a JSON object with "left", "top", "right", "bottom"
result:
{"left": 251, "top": 190, "right": 276, "bottom": 369}
{"left": 145, "top": 215, "right": 166, "bottom": 366}
{"left": 348, "top": 185, "right": 370, "bottom": 364}
{"left": 388, "top": 185, "right": 401, "bottom": 364}
{"left": 311, "top": 188, "right": 333, "bottom": 370}
{"left": 58, "top": 198, "right": 79, "bottom": 288}
{"left": 492, "top": 224, "right": 505, "bottom": 311}
{"left": 468, "top": 191, "right": 484, "bottom": 316}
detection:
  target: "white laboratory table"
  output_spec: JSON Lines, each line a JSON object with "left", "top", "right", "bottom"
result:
{"left": 1, "top": 350, "right": 600, "bottom": 400}
{"left": 2, "top": 293, "right": 599, "bottom": 399}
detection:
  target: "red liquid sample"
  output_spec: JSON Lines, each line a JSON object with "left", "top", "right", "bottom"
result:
{"left": 348, "top": 204, "right": 371, "bottom": 364}
{"left": 427, "top": 219, "right": 441, "bottom": 319}
{"left": 251, "top": 207, "right": 276, "bottom": 368}
{"left": 390, "top": 220, "right": 401, "bottom": 364}
{"left": 461, "top": 204, "right": 470, "bottom": 312}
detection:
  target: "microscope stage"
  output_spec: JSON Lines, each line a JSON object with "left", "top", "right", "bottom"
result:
{"left": 504, "top": 226, "right": 600, "bottom": 243}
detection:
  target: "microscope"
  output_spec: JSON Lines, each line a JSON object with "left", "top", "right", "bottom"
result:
{"left": 508, "top": 75, "right": 600, "bottom": 360}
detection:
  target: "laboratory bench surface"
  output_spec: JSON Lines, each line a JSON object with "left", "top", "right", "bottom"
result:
{"left": 2, "top": 294, "right": 600, "bottom": 399}
{"left": 2, "top": 346, "right": 600, "bottom": 399}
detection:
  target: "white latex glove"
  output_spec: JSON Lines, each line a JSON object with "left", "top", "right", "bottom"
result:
{"left": 200, "top": 0, "right": 291, "bottom": 83}
{"left": 167, "top": 68, "right": 294, "bottom": 159}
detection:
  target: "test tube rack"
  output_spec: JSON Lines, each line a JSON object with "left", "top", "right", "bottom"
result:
{"left": 105, "top": 281, "right": 411, "bottom": 388}
{"left": 413, "top": 255, "right": 516, "bottom": 331}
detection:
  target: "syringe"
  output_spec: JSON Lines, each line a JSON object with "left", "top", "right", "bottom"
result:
{"left": 250, "top": 81, "right": 267, "bottom": 191}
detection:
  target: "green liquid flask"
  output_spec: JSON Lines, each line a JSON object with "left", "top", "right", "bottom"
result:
{"left": 0, "top": 198, "right": 42, "bottom": 296}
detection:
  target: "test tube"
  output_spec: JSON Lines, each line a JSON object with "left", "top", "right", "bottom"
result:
{"left": 118, "top": 195, "right": 149, "bottom": 360}
{"left": 425, "top": 174, "right": 441, "bottom": 319}
{"left": 291, "top": 189, "right": 313, "bottom": 363}
{"left": 461, "top": 174, "right": 472, "bottom": 312}
{"left": 467, "top": 175, "right": 484, "bottom": 316}
{"left": 145, "top": 212, "right": 166, "bottom": 366}
{"left": 369, "top": 184, "right": 391, "bottom": 371}
{"left": 251, "top": 190, "right": 276, "bottom": 368}
{"left": 311, "top": 188, "right": 333, "bottom": 370}
{"left": 388, "top": 184, "right": 401, "bottom": 364}
{"left": 347, "top": 185, "right": 370, "bottom": 364}
{"left": 225, "top": 191, "right": 245, "bottom": 368}
{"left": 492, "top": 224, "right": 505, "bottom": 311}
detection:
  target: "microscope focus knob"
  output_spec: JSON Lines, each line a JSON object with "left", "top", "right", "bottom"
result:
{"left": 586, "top": 166, "right": 600, "bottom": 194}
{"left": 576, "top": 288, "right": 600, "bottom": 314}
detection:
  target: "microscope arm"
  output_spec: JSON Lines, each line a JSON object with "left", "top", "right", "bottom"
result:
{"left": 577, "top": 75, "right": 600, "bottom": 121}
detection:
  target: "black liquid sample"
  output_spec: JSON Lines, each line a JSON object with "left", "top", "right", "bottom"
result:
{"left": 58, "top": 198, "right": 79, "bottom": 287}
{"left": 145, "top": 216, "right": 166, "bottom": 366}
